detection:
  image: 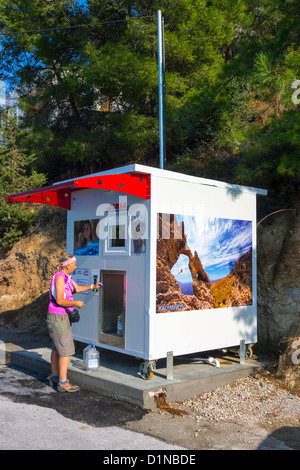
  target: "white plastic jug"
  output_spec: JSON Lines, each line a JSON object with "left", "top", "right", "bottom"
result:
{"left": 85, "top": 345, "right": 99, "bottom": 371}
{"left": 83, "top": 343, "right": 92, "bottom": 365}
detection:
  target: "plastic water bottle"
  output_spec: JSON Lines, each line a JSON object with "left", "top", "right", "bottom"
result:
{"left": 85, "top": 345, "right": 99, "bottom": 371}
{"left": 117, "top": 313, "right": 123, "bottom": 336}
{"left": 83, "top": 343, "right": 92, "bottom": 365}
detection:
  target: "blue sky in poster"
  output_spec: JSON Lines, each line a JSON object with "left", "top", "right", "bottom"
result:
{"left": 171, "top": 216, "right": 252, "bottom": 283}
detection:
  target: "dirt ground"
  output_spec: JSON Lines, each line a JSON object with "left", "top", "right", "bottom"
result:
{"left": 1, "top": 328, "right": 300, "bottom": 450}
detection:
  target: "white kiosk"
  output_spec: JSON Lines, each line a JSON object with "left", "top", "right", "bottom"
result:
{"left": 7, "top": 164, "right": 267, "bottom": 379}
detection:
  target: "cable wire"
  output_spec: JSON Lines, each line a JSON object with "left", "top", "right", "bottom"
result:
{"left": 0, "top": 15, "right": 154, "bottom": 36}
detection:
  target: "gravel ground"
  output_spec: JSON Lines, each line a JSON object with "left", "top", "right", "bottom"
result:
{"left": 153, "top": 371, "right": 300, "bottom": 449}
{"left": 123, "top": 368, "right": 300, "bottom": 450}
{"left": 179, "top": 374, "right": 300, "bottom": 429}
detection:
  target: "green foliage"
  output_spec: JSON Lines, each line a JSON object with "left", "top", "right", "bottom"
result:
{"left": 0, "top": 0, "right": 249, "bottom": 176}
{"left": 0, "top": 109, "right": 46, "bottom": 248}
{"left": 233, "top": 110, "right": 300, "bottom": 186}
{"left": 0, "top": 0, "right": 298, "bottom": 222}
{"left": 171, "top": 0, "right": 300, "bottom": 192}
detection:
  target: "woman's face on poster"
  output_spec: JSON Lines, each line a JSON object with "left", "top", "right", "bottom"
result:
{"left": 83, "top": 222, "right": 91, "bottom": 240}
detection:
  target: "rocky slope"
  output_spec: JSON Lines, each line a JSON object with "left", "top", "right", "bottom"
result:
{"left": 0, "top": 206, "right": 67, "bottom": 335}
{"left": 257, "top": 209, "right": 300, "bottom": 350}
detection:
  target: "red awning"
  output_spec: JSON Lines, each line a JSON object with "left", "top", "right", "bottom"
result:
{"left": 6, "top": 173, "right": 151, "bottom": 210}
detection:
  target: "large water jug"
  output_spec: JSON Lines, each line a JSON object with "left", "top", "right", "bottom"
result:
{"left": 83, "top": 343, "right": 92, "bottom": 365}
{"left": 85, "top": 345, "right": 99, "bottom": 372}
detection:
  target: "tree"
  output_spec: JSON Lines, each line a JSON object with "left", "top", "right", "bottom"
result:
{"left": 0, "top": 0, "right": 298, "bottom": 205}
{"left": 169, "top": 0, "right": 300, "bottom": 200}
{"left": 0, "top": 0, "right": 248, "bottom": 177}
{"left": 0, "top": 109, "right": 46, "bottom": 248}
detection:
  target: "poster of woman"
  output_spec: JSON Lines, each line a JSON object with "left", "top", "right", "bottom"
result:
{"left": 74, "top": 219, "right": 99, "bottom": 256}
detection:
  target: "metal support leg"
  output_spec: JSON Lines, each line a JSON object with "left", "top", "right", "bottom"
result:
{"left": 240, "top": 339, "right": 246, "bottom": 364}
{"left": 166, "top": 351, "right": 173, "bottom": 380}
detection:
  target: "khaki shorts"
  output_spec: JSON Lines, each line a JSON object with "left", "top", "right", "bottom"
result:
{"left": 46, "top": 313, "right": 75, "bottom": 357}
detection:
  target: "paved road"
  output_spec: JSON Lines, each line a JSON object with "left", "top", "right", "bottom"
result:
{"left": 0, "top": 364, "right": 185, "bottom": 451}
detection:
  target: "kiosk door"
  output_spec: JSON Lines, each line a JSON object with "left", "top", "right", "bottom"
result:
{"left": 99, "top": 270, "right": 126, "bottom": 348}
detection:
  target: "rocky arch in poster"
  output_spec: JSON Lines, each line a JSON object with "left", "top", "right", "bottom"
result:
{"left": 156, "top": 213, "right": 253, "bottom": 313}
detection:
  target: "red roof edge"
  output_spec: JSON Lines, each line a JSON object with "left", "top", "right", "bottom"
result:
{"left": 6, "top": 173, "right": 151, "bottom": 210}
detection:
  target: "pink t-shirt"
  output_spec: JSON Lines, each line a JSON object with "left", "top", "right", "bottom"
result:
{"left": 48, "top": 270, "right": 74, "bottom": 315}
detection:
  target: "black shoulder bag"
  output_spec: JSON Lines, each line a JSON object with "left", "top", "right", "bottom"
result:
{"left": 50, "top": 278, "right": 80, "bottom": 324}
{"left": 50, "top": 294, "right": 80, "bottom": 323}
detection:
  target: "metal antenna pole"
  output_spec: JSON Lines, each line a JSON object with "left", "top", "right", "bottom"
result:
{"left": 157, "top": 10, "right": 166, "bottom": 169}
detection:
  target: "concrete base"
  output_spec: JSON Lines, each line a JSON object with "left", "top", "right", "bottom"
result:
{"left": 8, "top": 343, "right": 265, "bottom": 410}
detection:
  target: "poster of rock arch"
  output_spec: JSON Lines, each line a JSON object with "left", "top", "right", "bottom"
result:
{"left": 156, "top": 213, "right": 253, "bottom": 313}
